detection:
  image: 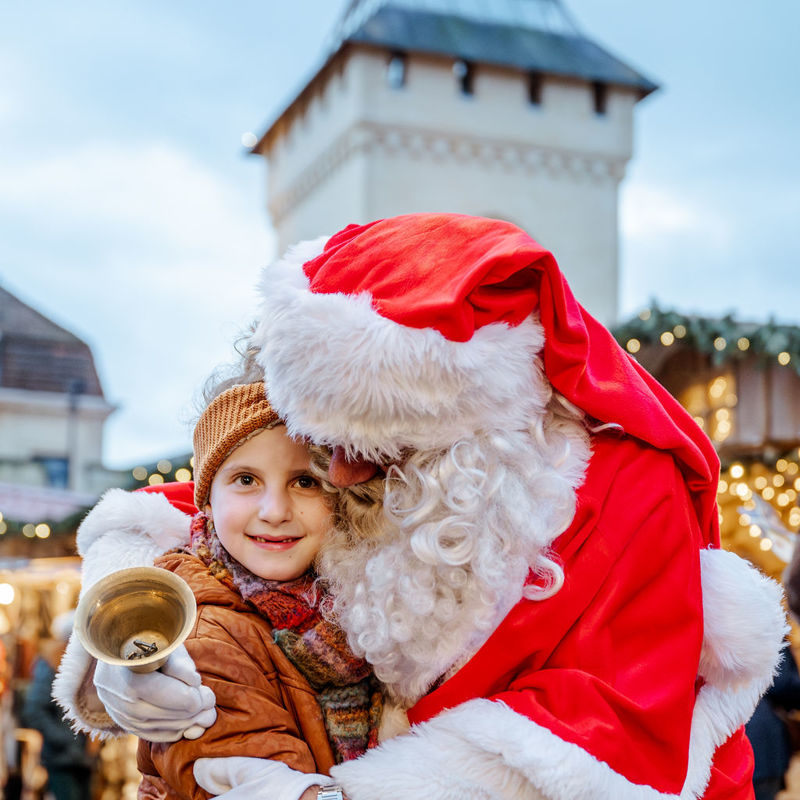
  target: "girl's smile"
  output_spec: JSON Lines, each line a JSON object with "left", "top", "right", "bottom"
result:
{"left": 205, "top": 426, "right": 332, "bottom": 581}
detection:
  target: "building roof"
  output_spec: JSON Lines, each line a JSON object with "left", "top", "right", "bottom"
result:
{"left": 0, "top": 285, "right": 105, "bottom": 397}
{"left": 337, "top": 0, "right": 583, "bottom": 38}
{"left": 334, "top": 0, "right": 657, "bottom": 93}
{"left": 0, "top": 480, "right": 98, "bottom": 526}
{"left": 256, "top": 0, "right": 657, "bottom": 153}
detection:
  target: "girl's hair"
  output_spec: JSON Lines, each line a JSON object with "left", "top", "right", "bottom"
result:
{"left": 200, "top": 329, "right": 265, "bottom": 409}
{"left": 196, "top": 329, "right": 352, "bottom": 522}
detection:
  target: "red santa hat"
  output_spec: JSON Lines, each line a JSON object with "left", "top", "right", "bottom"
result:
{"left": 254, "top": 213, "right": 720, "bottom": 546}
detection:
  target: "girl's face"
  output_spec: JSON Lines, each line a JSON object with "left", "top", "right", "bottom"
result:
{"left": 205, "top": 426, "right": 331, "bottom": 582}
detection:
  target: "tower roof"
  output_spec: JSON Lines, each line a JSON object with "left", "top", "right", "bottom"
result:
{"left": 256, "top": 0, "right": 656, "bottom": 153}
{"left": 338, "top": 0, "right": 582, "bottom": 38}
{"left": 333, "top": 0, "right": 656, "bottom": 94}
{"left": 0, "top": 285, "right": 105, "bottom": 397}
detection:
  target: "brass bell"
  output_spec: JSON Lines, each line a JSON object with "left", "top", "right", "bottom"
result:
{"left": 74, "top": 566, "right": 197, "bottom": 673}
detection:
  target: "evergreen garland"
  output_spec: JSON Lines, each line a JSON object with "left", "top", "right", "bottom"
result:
{"left": 612, "top": 303, "right": 800, "bottom": 376}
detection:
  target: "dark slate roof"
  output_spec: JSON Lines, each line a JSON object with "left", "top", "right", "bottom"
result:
{"left": 337, "top": 0, "right": 585, "bottom": 39}
{"left": 0, "top": 285, "right": 105, "bottom": 397}
{"left": 341, "top": 2, "right": 657, "bottom": 94}
{"left": 255, "top": 0, "right": 657, "bottom": 153}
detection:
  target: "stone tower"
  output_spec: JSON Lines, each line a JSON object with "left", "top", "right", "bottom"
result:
{"left": 253, "top": 0, "right": 656, "bottom": 324}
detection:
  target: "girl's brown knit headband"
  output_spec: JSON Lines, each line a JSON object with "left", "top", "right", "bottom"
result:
{"left": 192, "top": 381, "right": 282, "bottom": 508}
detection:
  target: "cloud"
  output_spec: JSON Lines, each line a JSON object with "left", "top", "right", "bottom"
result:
{"left": 620, "top": 182, "right": 732, "bottom": 251}
{"left": 0, "top": 139, "right": 274, "bottom": 327}
{"left": 618, "top": 178, "right": 800, "bottom": 325}
{"left": 0, "top": 141, "right": 274, "bottom": 466}
{"left": 0, "top": 141, "right": 268, "bottom": 254}
{"left": 0, "top": 52, "right": 27, "bottom": 125}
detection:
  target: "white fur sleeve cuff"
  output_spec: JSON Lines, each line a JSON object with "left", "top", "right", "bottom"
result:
{"left": 331, "top": 699, "right": 696, "bottom": 800}
{"left": 51, "top": 634, "right": 122, "bottom": 738}
{"left": 331, "top": 699, "right": 546, "bottom": 800}
{"left": 76, "top": 488, "right": 192, "bottom": 590}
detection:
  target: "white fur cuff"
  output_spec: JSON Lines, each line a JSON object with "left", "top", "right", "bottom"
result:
{"left": 332, "top": 696, "right": 719, "bottom": 800}
{"left": 52, "top": 634, "right": 122, "bottom": 738}
{"left": 698, "top": 547, "right": 787, "bottom": 691}
{"left": 76, "top": 487, "right": 192, "bottom": 556}
{"left": 76, "top": 488, "right": 192, "bottom": 594}
{"left": 333, "top": 700, "right": 558, "bottom": 800}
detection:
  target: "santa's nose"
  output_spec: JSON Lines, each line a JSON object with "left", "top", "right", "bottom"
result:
{"left": 328, "top": 446, "right": 381, "bottom": 488}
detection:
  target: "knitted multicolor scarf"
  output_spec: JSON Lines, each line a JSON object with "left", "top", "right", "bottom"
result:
{"left": 186, "top": 513, "right": 382, "bottom": 763}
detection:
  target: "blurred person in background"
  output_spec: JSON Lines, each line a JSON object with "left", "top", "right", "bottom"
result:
{"left": 745, "top": 648, "right": 800, "bottom": 800}
{"left": 750, "top": 540, "right": 800, "bottom": 800}
{"left": 0, "top": 637, "right": 14, "bottom": 794}
{"left": 21, "top": 612, "right": 95, "bottom": 800}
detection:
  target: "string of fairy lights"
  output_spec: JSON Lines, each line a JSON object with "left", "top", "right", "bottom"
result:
{"left": 614, "top": 307, "right": 799, "bottom": 373}
{"left": 720, "top": 456, "right": 800, "bottom": 528}
{"left": 0, "top": 514, "right": 53, "bottom": 540}
{"left": 0, "top": 457, "right": 193, "bottom": 541}
{"left": 716, "top": 453, "right": 800, "bottom": 581}
{"left": 130, "top": 458, "right": 194, "bottom": 487}
{"left": 610, "top": 306, "right": 800, "bottom": 577}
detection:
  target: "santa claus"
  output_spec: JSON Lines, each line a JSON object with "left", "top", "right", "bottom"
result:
{"left": 57, "top": 214, "right": 785, "bottom": 800}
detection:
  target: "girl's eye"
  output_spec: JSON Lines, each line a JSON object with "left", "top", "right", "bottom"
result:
{"left": 236, "top": 475, "right": 255, "bottom": 486}
{"left": 294, "top": 475, "right": 318, "bottom": 490}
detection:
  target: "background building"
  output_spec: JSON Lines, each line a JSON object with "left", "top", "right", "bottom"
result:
{"left": 613, "top": 306, "right": 800, "bottom": 577}
{"left": 0, "top": 285, "right": 125, "bottom": 555}
{"left": 254, "top": 0, "right": 657, "bottom": 326}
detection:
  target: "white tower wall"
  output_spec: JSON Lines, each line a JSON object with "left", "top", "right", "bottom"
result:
{"left": 264, "top": 47, "right": 644, "bottom": 325}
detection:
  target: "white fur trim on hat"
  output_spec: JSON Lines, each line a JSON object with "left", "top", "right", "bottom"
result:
{"left": 254, "top": 239, "right": 550, "bottom": 461}
{"left": 75, "top": 488, "right": 192, "bottom": 592}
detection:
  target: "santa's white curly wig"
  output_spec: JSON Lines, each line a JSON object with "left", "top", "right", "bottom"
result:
{"left": 312, "top": 389, "right": 589, "bottom": 704}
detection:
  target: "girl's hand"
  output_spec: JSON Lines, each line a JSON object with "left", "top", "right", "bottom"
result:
{"left": 194, "top": 757, "right": 332, "bottom": 800}
{"left": 93, "top": 644, "right": 217, "bottom": 741}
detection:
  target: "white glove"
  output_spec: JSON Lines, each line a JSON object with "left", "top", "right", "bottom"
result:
{"left": 194, "top": 756, "right": 329, "bottom": 800}
{"left": 94, "top": 643, "right": 217, "bottom": 742}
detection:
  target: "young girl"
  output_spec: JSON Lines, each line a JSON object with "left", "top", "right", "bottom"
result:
{"left": 137, "top": 380, "right": 381, "bottom": 800}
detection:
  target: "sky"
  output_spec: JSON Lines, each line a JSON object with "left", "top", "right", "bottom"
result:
{"left": 0, "top": 1, "right": 798, "bottom": 469}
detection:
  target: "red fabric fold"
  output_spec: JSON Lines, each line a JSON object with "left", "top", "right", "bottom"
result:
{"left": 136, "top": 481, "right": 197, "bottom": 516}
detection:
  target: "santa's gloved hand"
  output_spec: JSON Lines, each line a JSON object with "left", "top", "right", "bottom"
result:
{"left": 94, "top": 644, "right": 217, "bottom": 742}
{"left": 194, "top": 756, "right": 330, "bottom": 800}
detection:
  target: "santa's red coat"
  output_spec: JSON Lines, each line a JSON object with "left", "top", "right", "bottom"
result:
{"left": 406, "top": 432, "right": 753, "bottom": 798}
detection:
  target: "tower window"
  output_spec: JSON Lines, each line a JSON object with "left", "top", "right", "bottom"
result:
{"left": 453, "top": 60, "right": 474, "bottom": 96}
{"left": 592, "top": 81, "right": 608, "bottom": 115}
{"left": 528, "top": 72, "right": 543, "bottom": 106}
{"left": 387, "top": 52, "right": 407, "bottom": 89}
{"left": 37, "top": 456, "right": 69, "bottom": 489}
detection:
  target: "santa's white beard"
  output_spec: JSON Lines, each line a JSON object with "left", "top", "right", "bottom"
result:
{"left": 317, "top": 415, "right": 589, "bottom": 707}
